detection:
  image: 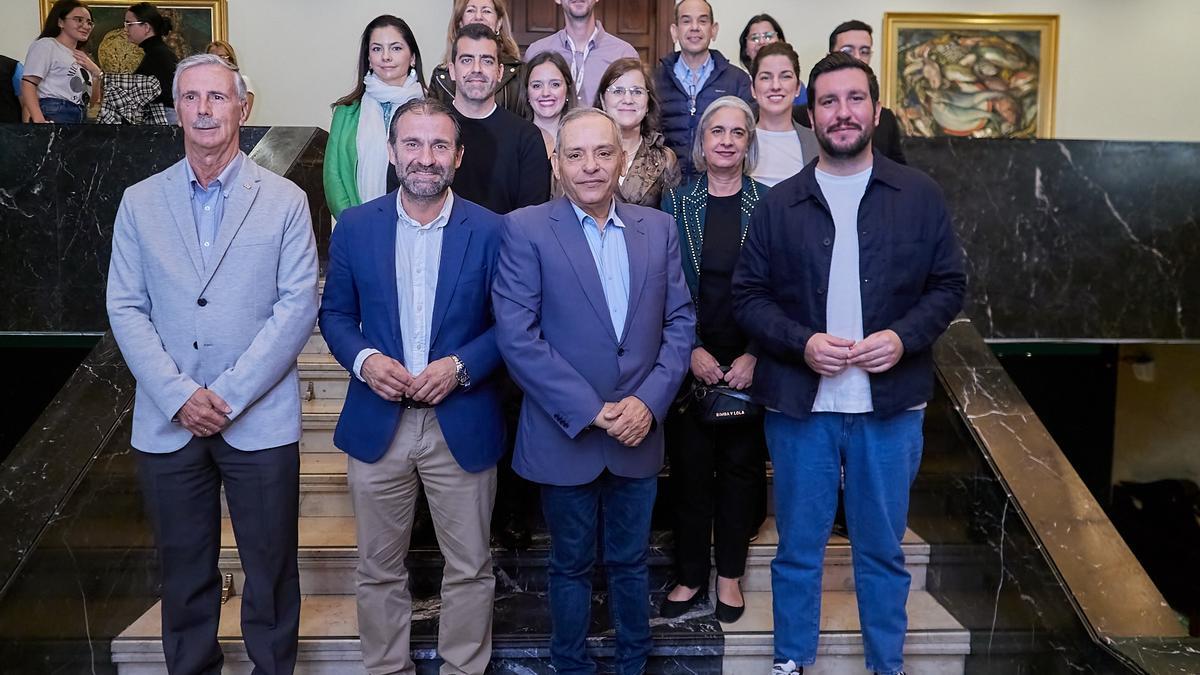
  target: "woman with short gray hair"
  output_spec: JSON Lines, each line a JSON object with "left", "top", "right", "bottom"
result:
{"left": 659, "top": 94, "right": 769, "bottom": 624}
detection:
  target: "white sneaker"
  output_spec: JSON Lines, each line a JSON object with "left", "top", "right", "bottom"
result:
{"left": 771, "top": 660, "right": 801, "bottom": 674}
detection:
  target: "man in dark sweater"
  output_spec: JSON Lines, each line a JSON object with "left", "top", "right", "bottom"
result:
{"left": 794, "top": 20, "right": 906, "bottom": 165}
{"left": 655, "top": 0, "right": 753, "bottom": 179}
{"left": 449, "top": 23, "right": 551, "bottom": 215}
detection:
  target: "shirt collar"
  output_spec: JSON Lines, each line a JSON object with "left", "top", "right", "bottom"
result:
{"left": 570, "top": 198, "right": 623, "bottom": 230}
{"left": 560, "top": 21, "right": 606, "bottom": 51}
{"left": 185, "top": 151, "right": 244, "bottom": 195}
{"left": 674, "top": 52, "right": 714, "bottom": 79}
{"left": 396, "top": 189, "right": 455, "bottom": 230}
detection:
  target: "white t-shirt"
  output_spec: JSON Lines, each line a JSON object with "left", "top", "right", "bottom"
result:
{"left": 23, "top": 37, "right": 89, "bottom": 105}
{"left": 811, "top": 165, "right": 873, "bottom": 414}
{"left": 751, "top": 128, "right": 806, "bottom": 187}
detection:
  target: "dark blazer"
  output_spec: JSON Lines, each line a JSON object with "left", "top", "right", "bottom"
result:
{"left": 731, "top": 151, "right": 965, "bottom": 418}
{"left": 794, "top": 104, "right": 907, "bottom": 165}
{"left": 660, "top": 173, "right": 769, "bottom": 320}
{"left": 318, "top": 192, "right": 506, "bottom": 471}
{"left": 655, "top": 50, "right": 753, "bottom": 178}
{"left": 492, "top": 197, "right": 695, "bottom": 486}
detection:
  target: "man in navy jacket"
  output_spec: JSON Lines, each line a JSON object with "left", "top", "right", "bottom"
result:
{"left": 318, "top": 99, "right": 505, "bottom": 675}
{"left": 732, "top": 53, "right": 965, "bottom": 675}
{"left": 655, "top": 0, "right": 752, "bottom": 179}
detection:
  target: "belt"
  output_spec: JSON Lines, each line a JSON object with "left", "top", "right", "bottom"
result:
{"left": 399, "top": 398, "right": 432, "bottom": 409}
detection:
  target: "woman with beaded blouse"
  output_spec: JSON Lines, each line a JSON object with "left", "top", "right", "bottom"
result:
{"left": 595, "top": 57, "right": 680, "bottom": 207}
{"left": 659, "top": 96, "right": 769, "bottom": 624}
{"left": 429, "top": 0, "right": 525, "bottom": 114}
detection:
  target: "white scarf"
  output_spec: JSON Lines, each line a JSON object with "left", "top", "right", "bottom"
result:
{"left": 356, "top": 70, "right": 424, "bottom": 203}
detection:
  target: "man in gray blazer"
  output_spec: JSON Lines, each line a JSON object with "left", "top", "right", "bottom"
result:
{"left": 106, "top": 54, "right": 318, "bottom": 675}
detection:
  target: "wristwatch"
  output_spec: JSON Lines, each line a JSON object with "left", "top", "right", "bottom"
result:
{"left": 449, "top": 354, "right": 470, "bottom": 388}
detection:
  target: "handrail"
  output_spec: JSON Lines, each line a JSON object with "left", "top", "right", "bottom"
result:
{"left": 933, "top": 317, "right": 1189, "bottom": 657}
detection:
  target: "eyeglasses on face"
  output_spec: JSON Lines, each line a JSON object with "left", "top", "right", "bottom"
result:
{"left": 123, "top": 20, "right": 147, "bottom": 27}
{"left": 748, "top": 31, "right": 777, "bottom": 44}
{"left": 606, "top": 85, "right": 647, "bottom": 98}
{"left": 839, "top": 45, "right": 873, "bottom": 58}
{"left": 67, "top": 16, "right": 95, "bottom": 26}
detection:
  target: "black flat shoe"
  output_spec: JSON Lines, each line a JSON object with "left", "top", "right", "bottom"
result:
{"left": 714, "top": 598, "right": 744, "bottom": 623}
{"left": 659, "top": 586, "right": 706, "bottom": 619}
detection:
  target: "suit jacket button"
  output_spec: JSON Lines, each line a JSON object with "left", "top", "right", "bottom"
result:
{"left": 617, "top": 348, "right": 626, "bottom": 356}
{"left": 823, "top": 238, "right": 831, "bottom": 246}
{"left": 817, "top": 287, "right": 825, "bottom": 295}
{"left": 193, "top": 341, "right": 198, "bottom": 350}
{"left": 197, "top": 298, "right": 208, "bottom": 307}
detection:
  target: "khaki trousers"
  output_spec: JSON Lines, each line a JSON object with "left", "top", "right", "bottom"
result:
{"left": 348, "top": 408, "right": 497, "bottom": 675}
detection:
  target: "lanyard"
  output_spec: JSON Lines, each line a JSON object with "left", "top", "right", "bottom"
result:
{"left": 566, "top": 27, "right": 599, "bottom": 99}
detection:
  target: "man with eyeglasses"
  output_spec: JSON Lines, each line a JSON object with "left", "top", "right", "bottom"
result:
{"left": 794, "top": 20, "right": 907, "bottom": 165}
{"left": 655, "top": 0, "right": 752, "bottom": 179}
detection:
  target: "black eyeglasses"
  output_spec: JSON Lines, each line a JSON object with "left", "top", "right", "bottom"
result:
{"left": 839, "top": 45, "right": 873, "bottom": 59}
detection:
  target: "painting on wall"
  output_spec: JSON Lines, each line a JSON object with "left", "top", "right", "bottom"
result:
{"left": 881, "top": 13, "right": 1058, "bottom": 139}
{"left": 39, "top": 0, "right": 227, "bottom": 73}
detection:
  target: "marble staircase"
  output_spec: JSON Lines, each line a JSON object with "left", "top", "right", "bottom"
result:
{"left": 111, "top": 324, "right": 972, "bottom": 674}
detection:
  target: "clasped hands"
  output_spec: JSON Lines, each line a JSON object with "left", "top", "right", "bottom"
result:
{"left": 177, "top": 388, "right": 231, "bottom": 437}
{"left": 360, "top": 353, "right": 458, "bottom": 405}
{"left": 592, "top": 397, "right": 652, "bottom": 448}
{"left": 804, "top": 329, "right": 904, "bottom": 377}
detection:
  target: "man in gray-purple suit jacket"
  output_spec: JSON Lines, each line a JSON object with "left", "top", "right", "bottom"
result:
{"left": 493, "top": 108, "right": 694, "bottom": 675}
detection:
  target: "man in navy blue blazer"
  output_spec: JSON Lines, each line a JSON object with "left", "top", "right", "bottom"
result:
{"left": 493, "top": 107, "right": 695, "bottom": 675}
{"left": 318, "top": 98, "right": 505, "bottom": 675}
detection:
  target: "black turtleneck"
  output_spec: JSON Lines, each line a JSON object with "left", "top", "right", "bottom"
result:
{"left": 134, "top": 34, "right": 179, "bottom": 107}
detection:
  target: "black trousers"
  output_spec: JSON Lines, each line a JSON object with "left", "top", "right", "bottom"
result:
{"left": 136, "top": 435, "right": 300, "bottom": 675}
{"left": 666, "top": 401, "right": 766, "bottom": 588}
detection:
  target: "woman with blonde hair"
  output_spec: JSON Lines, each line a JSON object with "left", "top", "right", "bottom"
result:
{"left": 205, "top": 39, "right": 255, "bottom": 117}
{"left": 429, "top": 0, "right": 524, "bottom": 114}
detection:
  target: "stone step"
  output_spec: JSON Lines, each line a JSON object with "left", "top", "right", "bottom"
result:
{"left": 111, "top": 590, "right": 967, "bottom": 674}
{"left": 216, "top": 516, "right": 929, "bottom": 596}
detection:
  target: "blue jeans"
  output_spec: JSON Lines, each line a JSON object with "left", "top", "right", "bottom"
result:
{"left": 766, "top": 410, "right": 924, "bottom": 675}
{"left": 541, "top": 471, "right": 657, "bottom": 675}
{"left": 39, "top": 97, "right": 85, "bottom": 123}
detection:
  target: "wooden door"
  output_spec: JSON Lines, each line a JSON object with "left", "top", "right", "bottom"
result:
{"left": 509, "top": 0, "right": 673, "bottom": 64}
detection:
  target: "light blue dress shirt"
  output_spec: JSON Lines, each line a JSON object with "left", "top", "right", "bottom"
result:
{"left": 353, "top": 191, "right": 454, "bottom": 380}
{"left": 673, "top": 53, "right": 715, "bottom": 111}
{"left": 571, "top": 200, "right": 630, "bottom": 340}
{"left": 184, "top": 152, "right": 244, "bottom": 269}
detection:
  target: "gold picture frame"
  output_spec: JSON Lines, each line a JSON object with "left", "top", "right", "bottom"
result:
{"left": 39, "top": 0, "right": 227, "bottom": 73}
{"left": 881, "top": 12, "right": 1058, "bottom": 139}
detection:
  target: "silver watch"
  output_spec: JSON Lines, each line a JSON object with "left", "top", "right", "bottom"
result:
{"left": 450, "top": 354, "right": 470, "bottom": 388}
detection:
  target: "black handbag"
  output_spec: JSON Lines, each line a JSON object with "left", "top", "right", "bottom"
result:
{"left": 689, "top": 368, "right": 762, "bottom": 424}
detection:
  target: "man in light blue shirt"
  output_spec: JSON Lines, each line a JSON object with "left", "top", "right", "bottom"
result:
{"left": 318, "top": 98, "right": 508, "bottom": 675}
{"left": 571, "top": 200, "right": 630, "bottom": 339}
{"left": 492, "top": 107, "right": 695, "bottom": 675}
{"left": 184, "top": 151, "right": 243, "bottom": 268}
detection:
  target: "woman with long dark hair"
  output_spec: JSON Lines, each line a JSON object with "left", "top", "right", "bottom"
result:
{"left": 522, "top": 51, "right": 574, "bottom": 158}
{"left": 20, "top": 0, "right": 102, "bottom": 123}
{"left": 125, "top": 2, "right": 178, "bottom": 121}
{"left": 737, "top": 13, "right": 805, "bottom": 104}
{"left": 324, "top": 15, "right": 426, "bottom": 219}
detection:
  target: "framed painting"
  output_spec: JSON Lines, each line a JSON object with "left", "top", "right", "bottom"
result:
{"left": 881, "top": 13, "right": 1058, "bottom": 139}
{"left": 39, "top": 0, "right": 227, "bottom": 73}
